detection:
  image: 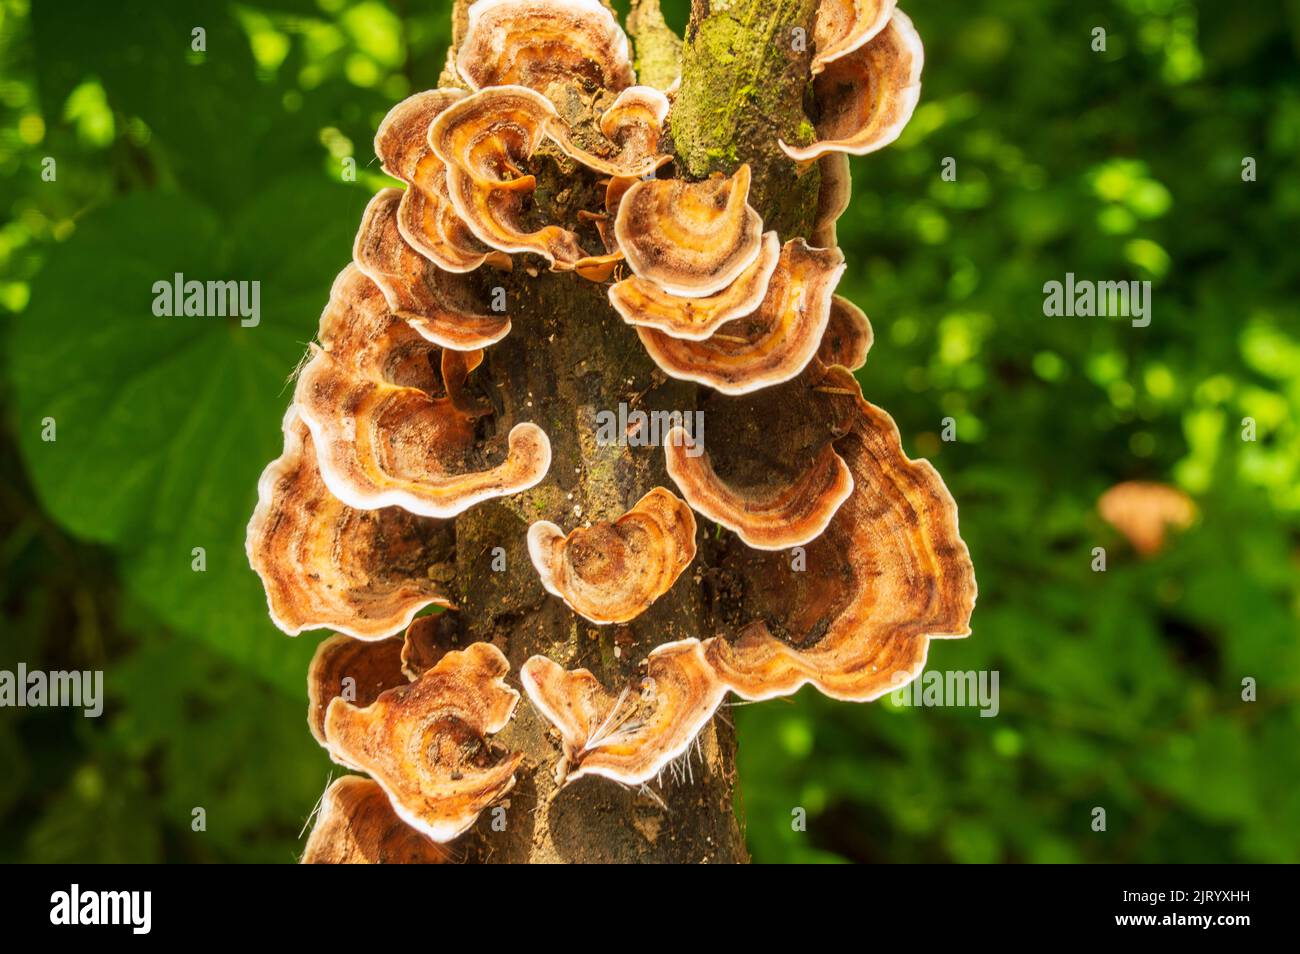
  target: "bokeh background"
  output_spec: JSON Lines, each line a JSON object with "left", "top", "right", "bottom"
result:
{"left": 2, "top": 0, "right": 1298, "bottom": 863}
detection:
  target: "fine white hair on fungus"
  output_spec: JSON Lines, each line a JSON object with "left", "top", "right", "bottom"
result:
{"left": 520, "top": 639, "right": 729, "bottom": 788}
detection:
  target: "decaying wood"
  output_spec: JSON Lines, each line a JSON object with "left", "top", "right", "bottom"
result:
{"left": 442, "top": 0, "right": 821, "bottom": 864}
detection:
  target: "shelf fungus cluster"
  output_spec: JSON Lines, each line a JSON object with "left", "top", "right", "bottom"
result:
{"left": 246, "top": 0, "right": 974, "bottom": 862}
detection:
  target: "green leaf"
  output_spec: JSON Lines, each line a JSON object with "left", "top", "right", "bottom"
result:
{"left": 31, "top": 1, "right": 263, "bottom": 209}
{"left": 108, "top": 635, "right": 333, "bottom": 862}
{"left": 8, "top": 178, "right": 366, "bottom": 694}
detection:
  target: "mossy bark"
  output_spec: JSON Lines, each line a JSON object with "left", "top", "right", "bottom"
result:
{"left": 444, "top": 0, "right": 818, "bottom": 864}
{"left": 671, "top": 0, "right": 821, "bottom": 236}
{"left": 628, "top": 0, "right": 684, "bottom": 91}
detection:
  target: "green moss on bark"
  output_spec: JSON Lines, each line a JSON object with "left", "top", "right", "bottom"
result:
{"left": 627, "top": 0, "right": 683, "bottom": 90}
{"left": 670, "top": 0, "right": 820, "bottom": 237}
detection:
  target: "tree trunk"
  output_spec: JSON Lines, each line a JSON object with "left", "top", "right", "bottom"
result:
{"left": 448, "top": 0, "right": 819, "bottom": 864}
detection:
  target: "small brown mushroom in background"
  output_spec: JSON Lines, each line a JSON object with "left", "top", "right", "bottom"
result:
{"left": 1098, "top": 481, "right": 1198, "bottom": 557}
{"left": 636, "top": 240, "right": 847, "bottom": 394}
{"left": 324, "top": 642, "right": 523, "bottom": 843}
{"left": 782, "top": 10, "right": 924, "bottom": 162}
{"left": 521, "top": 638, "right": 727, "bottom": 786}
{"left": 302, "top": 776, "right": 448, "bottom": 864}
{"left": 665, "top": 425, "right": 854, "bottom": 550}
{"left": 528, "top": 487, "right": 697, "bottom": 625}
{"left": 246, "top": 408, "right": 453, "bottom": 639}
{"left": 614, "top": 164, "right": 765, "bottom": 297}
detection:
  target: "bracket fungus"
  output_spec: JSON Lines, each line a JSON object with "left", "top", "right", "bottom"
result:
{"left": 374, "top": 89, "right": 511, "bottom": 274}
{"left": 457, "top": 0, "right": 635, "bottom": 96}
{"left": 324, "top": 642, "right": 523, "bottom": 843}
{"left": 614, "top": 165, "right": 765, "bottom": 297}
{"left": 307, "top": 618, "right": 457, "bottom": 748}
{"left": 246, "top": 408, "right": 453, "bottom": 640}
{"left": 702, "top": 366, "right": 976, "bottom": 701}
{"left": 818, "top": 294, "right": 874, "bottom": 371}
{"left": 812, "top": 153, "right": 852, "bottom": 249}
{"left": 353, "top": 188, "right": 512, "bottom": 349}
{"left": 521, "top": 639, "right": 727, "bottom": 786}
{"left": 812, "top": 0, "right": 898, "bottom": 75}
{"left": 400, "top": 614, "right": 454, "bottom": 680}
{"left": 308, "top": 633, "right": 408, "bottom": 746}
{"left": 635, "top": 240, "right": 847, "bottom": 394}
{"left": 665, "top": 425, "right": 854, "bottom": 550}
{"left": 609, "top": 230, "right": 782, "bottom": 341}
{"left": 294, "top": 266, "right": 551, "bottom": 519}
{"left": 375, "top": 89, "right": 465, "bottom": 186}
{"left": 295, "top": 353, "right": 551, "bottom": 520}
{"left": 528, "top": 487, "right": 697, "bottom": 624}
{"left": 547, "top": 85, "right": 672, "bottom": 178}
{"left": 781, "top": 10, "right": 924, "bottom": 162}
{"left": 303, "top": 776, "right": 447, "bottom": 864}
{"left": 429, "top": 85, "right": 591, "bottom": 268}
{"left": 247, "top": 0, "right": 974, "bottom": 862}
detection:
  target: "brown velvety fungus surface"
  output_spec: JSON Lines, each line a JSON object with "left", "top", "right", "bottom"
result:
{"left": 324, "top": 642, "right": 523, "bottom": 842}
{"left": 302, "top": 775, "right": 448, "bottom": 864}
{"left": 528, "top": 487, "right": 697, "bottom": 624}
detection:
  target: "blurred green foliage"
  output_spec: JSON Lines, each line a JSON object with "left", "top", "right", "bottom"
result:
{"left": 1, "top": 0, "right": 1297, "bottom": 863}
